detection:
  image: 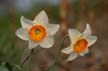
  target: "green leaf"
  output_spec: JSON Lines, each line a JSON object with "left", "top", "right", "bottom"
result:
{"left": 0, "top": 66, "right": 9, "bottom": 71}
{"left": 14, "top": 65, "right": 22, "bottom": 71}
{"left": 1, "top": 62, "right": 13, "bottom": 71}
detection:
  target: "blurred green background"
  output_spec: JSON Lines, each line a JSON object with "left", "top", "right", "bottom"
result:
{"left": 0, "top": 0, "right": 108, "bottom": 71}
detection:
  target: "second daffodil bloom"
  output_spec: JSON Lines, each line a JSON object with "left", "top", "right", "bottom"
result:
{"left": 62, "top": 24, "right": 97, "bottom": 61}
{"left": 16, "top": 11, "right": 60, "bottom": 49}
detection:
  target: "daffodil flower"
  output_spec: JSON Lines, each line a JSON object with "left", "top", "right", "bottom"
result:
{"left": 16, "top": 11, "right": 60, "bottom": 49}
{"left": 62, "top": 24, "right": 97, "bottom": 61}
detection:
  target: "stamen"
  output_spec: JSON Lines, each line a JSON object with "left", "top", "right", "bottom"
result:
{"left": 35, "top": 29, "right": 41, "bottom": 35}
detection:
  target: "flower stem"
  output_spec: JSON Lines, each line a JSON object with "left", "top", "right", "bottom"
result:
{"left": 22, "top": 48, "right": 43, "bottom": 65}
{"left": 28, "top": 49, "right": 34, "bottom": 71}
{"left": 47, "top": 35, "right": 68, "bottom": 71}
{"left": 21, "top": 48, "right": 43, "bottom": 71}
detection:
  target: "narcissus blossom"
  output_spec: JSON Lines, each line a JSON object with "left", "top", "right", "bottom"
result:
{"left": 16, "top": 11, "right": 60, "bottom": 49}
{"left": 62, "top": 24, "right": 97, "bottom": 61}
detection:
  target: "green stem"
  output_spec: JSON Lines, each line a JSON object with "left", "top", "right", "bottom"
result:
{"left": 22, "top": 48, "right": 43, "bottom": 65}
{"left": 28, "top": 49, "right": 34, "bottom": 71}
{"left": 47, "top": 35, "right": 68, "bottom": 71}
{"left": 21, "top": 48, "right": 43, "bottom": 71}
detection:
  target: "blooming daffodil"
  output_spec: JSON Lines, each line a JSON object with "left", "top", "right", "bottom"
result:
{"left": 16, "top": 11, "right": 60, "bottom": 49}
{"left": 62, "top": 24, "right": 97, "bottom": 61}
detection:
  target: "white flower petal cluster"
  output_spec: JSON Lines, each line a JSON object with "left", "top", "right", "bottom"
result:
{"left": 62, "top": 24, "right": 97, "bottom": 61}
{"left": 16, "top": 11, "right": 60, "bottom": 49}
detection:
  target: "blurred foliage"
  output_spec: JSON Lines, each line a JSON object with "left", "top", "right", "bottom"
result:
{"left": 0, "top": 62, "right": 22, "bottom": 71}
{"left": 0, "top": 66, "right": 9, "bottom": 71}
{"left": 0, "top": 15, "right": 23, "bottom": 65}
{"left": 88, "top": 0, "right": 97, "bottom": 9}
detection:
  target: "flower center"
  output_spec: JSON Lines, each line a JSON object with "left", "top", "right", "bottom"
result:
{"left": 29, "top": 25, "right": 46, "bottom": 42}
{"left": 74, "top": 39, "right": 88, "bottom": 53}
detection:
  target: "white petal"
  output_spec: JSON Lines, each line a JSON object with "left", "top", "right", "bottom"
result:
{"left": 61, "top": 46, "right": 73, "bottom": 54}
{"left": 67, "top": 52, "right": 78, "bottom": 61}
{"left": 46, "top": 24, "right": 60, "bottom": 36}
{"left": 83, "top": 24, "right": 92, "bottom": 36}
{"left": 20, "top": 16, "right": 33, "bottom": 29}
{"left": 39, "top": 37, "right": 54, "bottom": 48}
{"left": 33, "top": 11, "right": 48, "bottom": 25}
{"left": 29, "top": 40, "right": 38, "bottom": 49}
{"left": 86, "top": 36, "right": 97, "bottom": 47}
{"left": 79, "top": 48, "right": 89, "bottom": 56}
{"left": 68, "top": 29, "right": 82, "bottom": 43}
{"left": 16, "top": 28, "right": 29, "bottom": 40}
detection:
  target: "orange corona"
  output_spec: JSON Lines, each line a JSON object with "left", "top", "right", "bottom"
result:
{"left": 29, "top": 24, "right": 46, "bottom": 42}
{"left": 74, "top": 39, "right": 88, "bottom": 53}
